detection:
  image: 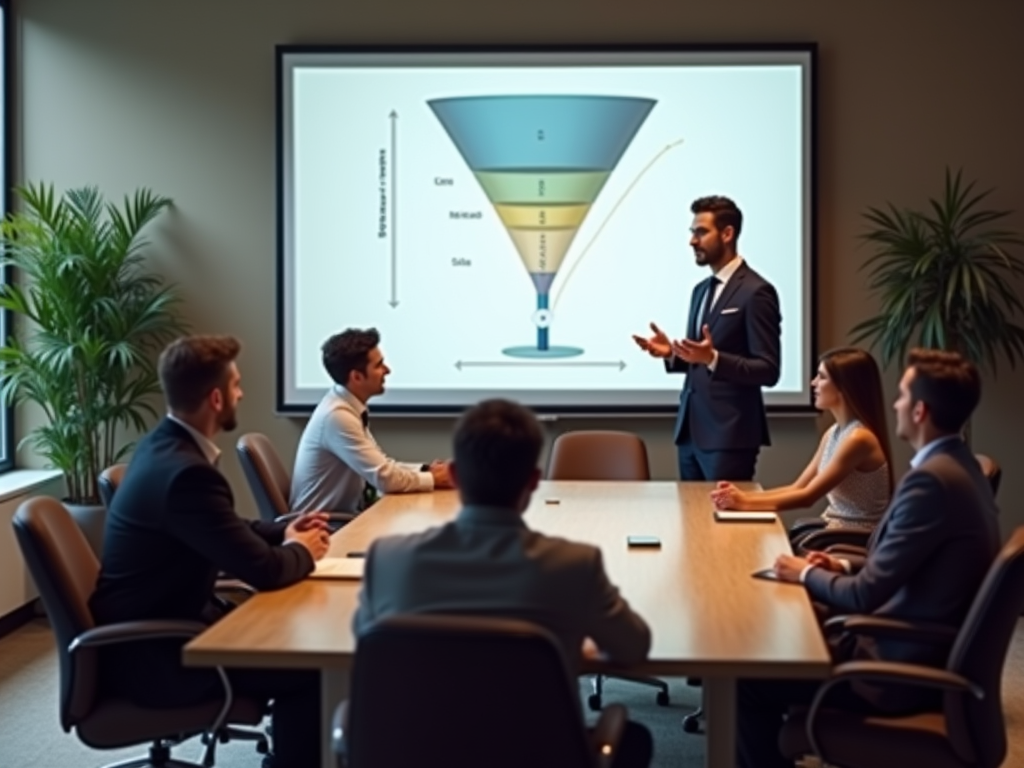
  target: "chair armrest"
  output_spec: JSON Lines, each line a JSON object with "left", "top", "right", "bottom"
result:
{"left": 788, "top": 517, "right": 826, "bottom": 538}
{"left": 591, "top": 703, "right": 627, "bottom": 768}
{"left": 799, "top": 528, "right": 872, "bottom": 552}
{"left": 275, "top": 512, "right": 357, "bottom": 527}
{"left": 805, "top": 660, "right": 983, "bottom": 762}
{"left": 215, "top": 578, "right": 256, "bottom": 596}
{"left": 823, "top": 615, "right": 959, "bottom": 646}
{"left": 68, "top": 619, "right": 246, "bottom": 752}
{"left": 332, "top": 700, "right": 349, "bottom": 765}
{"left": 69, "top": 620, "right": 207, "bottom": 652}
{"left": 823, "top": 543, "right": 868, "bottom": 557}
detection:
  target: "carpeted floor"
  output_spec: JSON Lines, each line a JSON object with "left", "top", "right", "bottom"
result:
{"left": 1, "top": 616, "right": 1023, "bottom": 767}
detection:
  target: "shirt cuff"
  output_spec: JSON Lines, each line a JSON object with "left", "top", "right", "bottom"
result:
{"left": 799, "top": 564, "right": 814, "bottom": 583}
{"left": 708, "top": 349, "right": 719, "bottom": 371}
{"left": 839, "top": 558, "right": 852, "bottom": 574}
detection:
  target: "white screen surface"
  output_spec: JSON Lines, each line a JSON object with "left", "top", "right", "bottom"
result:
{"left": 279, "top": 47, "right": 815, "bottom": 414}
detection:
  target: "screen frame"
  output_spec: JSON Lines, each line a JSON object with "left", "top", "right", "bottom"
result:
{"left": 275, "top": 42, "right": 818, "bottom": 417}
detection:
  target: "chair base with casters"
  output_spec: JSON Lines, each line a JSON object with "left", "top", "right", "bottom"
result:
{"left": 588, "top": 672, "right": 669, "bottom": 711}
{"left": 681, "top": 676, "right": 705, "bottom": 733}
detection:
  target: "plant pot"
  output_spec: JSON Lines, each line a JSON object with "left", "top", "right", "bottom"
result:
{"left": 64, "top": 501, "right": 106, "bottom": 560}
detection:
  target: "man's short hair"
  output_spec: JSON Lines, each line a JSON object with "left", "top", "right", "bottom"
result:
{"left": 452, "top": 399, "right": 542, "bottom": 507}
{"left": 907, "top": 348, "right": 981, "bottom": 433}
{"left": 158, "top": 335, "right": 241, "bottom": 413}
{"left": 691, "top": 195, "right": 743, "bottom": 239}
{"left": 322, "top": 328, "right": 381, "bottom": 387}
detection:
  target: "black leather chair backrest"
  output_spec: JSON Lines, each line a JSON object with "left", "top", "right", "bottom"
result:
{"left": 13, "top": 497, "right": 101, "bottom": 730}
{"left": 97, "top": 463, "right": 128, "bottom": 509}
{"left": 236, "top": 433, "right": 291, "bottom": 522}
{"left": 974, "top": 454, "right": 1002, "bottom": 498}
{"left": 548, "top": 430, "right": 650, "bottom": 481}
{"left": 346, "top": 614, "right": 594, "bottom": 768}
{"left": 944, "top": 526, "right": 1024, "bottom": 767}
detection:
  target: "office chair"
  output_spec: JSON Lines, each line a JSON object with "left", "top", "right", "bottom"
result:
{"left": 12, "top": 496, "right": 267, "bottom": 768}
{"left": 98, "top": 463, "right": 128, "bottom": 509}
{"left": 236, "top": 432, "right": 355, "bottom": 528}
{"left": 547, "top": 430, "right": 652, "bottom": 482}
{"left": 334, "top": 614, "right": 628, "bottom": 768}
{"left": 546, "top": 430, "right": 669, "bottom": 711}
{"left": 780, "top": 526, "right": 1024, "bottom": 768}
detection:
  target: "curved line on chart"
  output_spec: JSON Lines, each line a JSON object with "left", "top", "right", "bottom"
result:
{"left": 552, "top": 138, "right": 685, "bottom": 311}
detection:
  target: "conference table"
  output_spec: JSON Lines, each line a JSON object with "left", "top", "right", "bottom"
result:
{"left": 184, "top": 481, "right": 831, "bottom": 768}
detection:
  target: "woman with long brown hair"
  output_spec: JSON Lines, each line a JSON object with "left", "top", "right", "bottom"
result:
{"left": 711, "top": 347, "right": 893, "bottom": 530}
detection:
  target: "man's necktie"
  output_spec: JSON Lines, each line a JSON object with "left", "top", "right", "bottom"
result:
{"left": 698, "top": 276, "right": 721, "bottom": 334}
{"left": 359, "top": 409, "right": 379, "bottom": 510}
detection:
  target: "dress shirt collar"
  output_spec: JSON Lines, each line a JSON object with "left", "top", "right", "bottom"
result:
{"left": 711, "top": 255, "right": 744, "bottom": 287}
{"left": 335, "top": 384, "right": 368, "bottom": 422}
{"left": 910, "top": 434, "right": 962, "bottom": 469}
{"left": 166, "top": 414, "right": 222, "bottom": 466}
{"left": 456, "top": 504, "right": 527, "bottom": 529}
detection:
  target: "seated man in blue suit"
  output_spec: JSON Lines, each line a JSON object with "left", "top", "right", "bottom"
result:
{"left": 737, "top": 349, "right": 1000, "bottom": 768}
{"left": 353, "top": 398, "right": 654, "bottom": 768}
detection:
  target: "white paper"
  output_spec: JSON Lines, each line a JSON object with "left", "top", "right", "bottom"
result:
{"left": 309, "top": 557, "right": 365, "bottom": 580}
{"left": 713, "top": 510, "right": 777, "bottom": 523}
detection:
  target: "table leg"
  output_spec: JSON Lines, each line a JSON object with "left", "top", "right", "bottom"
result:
{"left": 704, "top": 676, "right": 737, "bottom": 768}
{"left": 321, "top": 667, "right": 349, "bottom": 768}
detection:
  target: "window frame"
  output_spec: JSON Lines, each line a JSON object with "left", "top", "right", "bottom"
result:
{"left": 0, "top": 0, "right": 14, "bottom": 472}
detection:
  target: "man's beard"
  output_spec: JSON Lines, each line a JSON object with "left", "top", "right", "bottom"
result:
{"left": 220, "top": 409, "right": 238, "bottom": 433}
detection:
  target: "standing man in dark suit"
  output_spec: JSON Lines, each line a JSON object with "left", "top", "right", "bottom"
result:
{"left": 737, "top": 349, "right": 1000, "bottom": 768}
{"left": 633, "top": 195, "right": 781, "bottom": 480}
{"left": 90, "top": 335, "right": 330, "bottom": 768}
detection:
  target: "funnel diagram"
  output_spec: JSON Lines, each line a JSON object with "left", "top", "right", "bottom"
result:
{"left": 428, "top": 95, "right": 656, "bottom": 358}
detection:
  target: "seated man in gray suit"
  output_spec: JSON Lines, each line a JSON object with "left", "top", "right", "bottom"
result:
{"left": 353, "top": 398, "right": 654, "bottom": 767}
{"left": 737, "top": 349, "right": 1000, "bottom": 768}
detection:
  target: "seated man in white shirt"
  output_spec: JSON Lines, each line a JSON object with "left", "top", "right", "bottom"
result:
{"left": 290, "top": 328, "right": 453, "bottom": 513}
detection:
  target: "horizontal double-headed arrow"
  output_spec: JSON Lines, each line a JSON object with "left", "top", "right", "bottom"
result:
{"left": 455, "top": 360, "right": 626, "bottom": 371}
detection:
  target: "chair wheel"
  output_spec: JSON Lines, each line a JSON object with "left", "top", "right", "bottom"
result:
{"left": 656, "top": 690, "right": 670, "bottom": 706}
{"left": 587, "top": 693, "right": 602, "bottom": 711}
{"left": 682, "top": 714, "right": 702, "bottom": 733}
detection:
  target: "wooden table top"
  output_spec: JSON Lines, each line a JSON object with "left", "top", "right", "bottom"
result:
{"left": 185, "top": 481, "right": 831, "bottom": 679}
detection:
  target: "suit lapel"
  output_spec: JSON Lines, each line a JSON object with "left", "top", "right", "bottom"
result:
{"left": 706, "top": 262, "right": 748, "bottom": 331}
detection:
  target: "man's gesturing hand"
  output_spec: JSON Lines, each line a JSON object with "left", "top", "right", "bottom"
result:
{"left": 632, "top": 322, "right": 673, "bottom": 359}
{"left": 671, "top": 325, "right": 716, "bottom": 366}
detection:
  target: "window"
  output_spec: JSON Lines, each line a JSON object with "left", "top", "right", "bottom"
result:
{"left": 0, "top": 0, "right": 12, "bottom": 471}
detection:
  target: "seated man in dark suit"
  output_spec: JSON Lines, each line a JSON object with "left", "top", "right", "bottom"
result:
{"left": 89, "top": 335, "right": 331, "bottom": 768}
{"left": 737, "top": 349, "right": 1000, "bottom": 768}
{"left": 353, "top": 398, "right": 654, "bottom": 768}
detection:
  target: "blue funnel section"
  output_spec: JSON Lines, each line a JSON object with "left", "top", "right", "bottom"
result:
{"left": 428, "top": 95, "right": 656, "bottom": 171}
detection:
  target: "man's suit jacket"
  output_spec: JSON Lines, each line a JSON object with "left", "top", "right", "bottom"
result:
{"left": 805, "top": 438, "right": 1000, "bottom": 708}
{"left": 668, "top": 260, "right": 781, "bottom": 451}
{"left": 352, "top": 505, "right": 651, "bottom": 675}
{"left": 89, "top": 418, "right": 314, "bottom": 701}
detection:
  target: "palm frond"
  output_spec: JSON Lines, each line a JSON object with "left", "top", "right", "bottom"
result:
{"left": 0, "top": 184, "right": 180, "bottom": 502}
{"left": 852, "top": 167, "right": 1024, "bottom": 375}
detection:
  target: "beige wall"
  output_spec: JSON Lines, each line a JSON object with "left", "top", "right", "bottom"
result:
{"left": 14, "top": 0, "right": 1024, "bottom": 532}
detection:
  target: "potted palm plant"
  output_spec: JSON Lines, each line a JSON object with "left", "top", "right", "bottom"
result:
{"left": 0, "top": 184, "right": 183, "bottom": 552}
{"left": 851, "top": 168, "right": 1024, "bottom": 372}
